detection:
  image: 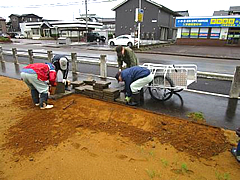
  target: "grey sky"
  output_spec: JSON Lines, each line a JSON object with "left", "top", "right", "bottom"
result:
{"left": 0, "top": 0, "right": 239, "bottom": 21}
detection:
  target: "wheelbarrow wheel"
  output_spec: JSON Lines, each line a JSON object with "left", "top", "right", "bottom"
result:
{"left": 148, "top": 75, "right": 174, "bottom": 101}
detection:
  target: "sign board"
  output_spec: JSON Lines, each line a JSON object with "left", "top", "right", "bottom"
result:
{"left": 135, "top": 8, "right": 144, "bottom": 22}
{"left": 176, "top": 16, "right": 240, "bottom": 27}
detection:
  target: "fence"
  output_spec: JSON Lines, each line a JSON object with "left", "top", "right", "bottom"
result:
{"left": 0, "top": 46, "right": 118, "bottom": 80}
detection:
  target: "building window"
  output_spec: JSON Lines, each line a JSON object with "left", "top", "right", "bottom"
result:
{"left": 199, "top": 28, "right": 208, "bottom": 38}
{"left": 32, "top": 28, "right": 39, "bottom": 35}
{"left": 190, "top": 28, "right": 199, "bottom": 38}
{"left": 181, "top": 28, "right": 190, "bottom": 38}
{"left": 210, "top": 28, "right": 220, "bottom": 39}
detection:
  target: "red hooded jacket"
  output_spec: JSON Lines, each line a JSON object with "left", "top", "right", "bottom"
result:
{"left": 23, "top": 63, "right": 57, "bottom": 86}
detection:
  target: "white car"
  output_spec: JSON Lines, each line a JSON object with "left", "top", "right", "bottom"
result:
{"left": 15, "top": 33, "right": 25, "bottom": 39}
{"left": 108, "top": 35, "right": 139, "bottom": 47}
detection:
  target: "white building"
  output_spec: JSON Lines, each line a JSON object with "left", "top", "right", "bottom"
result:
{"left": 20, "top": 20, "right": 103, "bottom": 41}
{"left": 175, "top": 15, "right": 240, "bottom": 46}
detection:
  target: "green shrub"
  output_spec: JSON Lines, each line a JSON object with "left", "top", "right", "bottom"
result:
{"left": 0, "top": 37, "right": 11, "bottom": 42}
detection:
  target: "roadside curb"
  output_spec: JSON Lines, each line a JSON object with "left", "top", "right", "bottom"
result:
{"left": 135, "top": 51, "right": 240, "bottom": 61}
{"left": 87, "top": 47, "right": 240, "bottom": 61}
{"left": 197, "top": 71, "right": 233, "bottom": 81}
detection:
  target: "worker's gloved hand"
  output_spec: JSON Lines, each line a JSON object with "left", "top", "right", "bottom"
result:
{"left": 125, "top": 96, "right": 131, "bottom": 103}
{"left": 62, "top": 79, "right": 67, "bottom": 85}
{"left": 236, "top": 127, "right": 240, "bottom": 137}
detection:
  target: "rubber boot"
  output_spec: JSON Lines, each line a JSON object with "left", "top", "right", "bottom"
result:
{"left": 237, "top": 140, "right": 240, "bottom": 156}
{"left": 31, "top": 89, "right": 39, "bottom": 106}
{"left": 128, "top": 93, "right": 140, "bottom": 106}
{"left": 39, "top": 93, "right": 53, "bottom": 109}
{"left": 140, "top": 89, "right": 144, "bottom": 103}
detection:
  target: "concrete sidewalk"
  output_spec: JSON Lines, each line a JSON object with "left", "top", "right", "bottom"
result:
{"left": 0, "top": 61, "right": 240, "bottom": 131}
{"left": 139, "top": 44, "right": 240, "bottom": 60}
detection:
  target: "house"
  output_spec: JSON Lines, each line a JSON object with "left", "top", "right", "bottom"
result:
{"left": 0, "top": 17, "right": 7, "bottom": 33}
{"left": 20, "top": 19, "right": 103, "bottom": 40}
{"left": 176, "top": 6, "right": 240, "bottom": 46}
{"left": 8, "top": 14, "right": 43, "bottom": 32}
{"left": 112, "top": 0, "right": 181, "bottom": 41}
{"left": 76, "top": 14, "right": 115, "bottom": 41}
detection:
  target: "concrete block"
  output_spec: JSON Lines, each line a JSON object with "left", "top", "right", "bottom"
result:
{"left": 49, "top": 91, "right": 73, "bottom": 100}
{"left": 93, "top": 81, "right": 111, "bottom": 90}
{"left": 83, "top": 80, "right": 96, "bottom": 85}
{"left": 71, "top": 81, "right": 84, "bottom": 89}
{"left": 55, "top": 82, "right": 65, "bottom": 94}
{"left": 75, "top": 86, "right": 85, "bottom": 94}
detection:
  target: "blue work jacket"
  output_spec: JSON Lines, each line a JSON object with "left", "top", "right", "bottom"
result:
{"left": 121, "top": 66, "right": 150, "bottom": 97}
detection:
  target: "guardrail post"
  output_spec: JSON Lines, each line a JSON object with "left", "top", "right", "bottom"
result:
{"left": 229, "top": 66, "right": 240, "bottom": 99}
{"left": 28, "top": 49, "right": 34, "bottom": 64}
{"left": 12, "top": 48, "right": 19, "bottom": 65}
{"left": 0, "top": 46, "right": 5, "bottom": 63}
{"left": 100, "top": 55, "right": 107, "bottom": 78}
{"left": 47, "top": 50, "right": 53, "bottom": 62}
{"left": 71, "top": 52, "right": 77, "bottom": 81}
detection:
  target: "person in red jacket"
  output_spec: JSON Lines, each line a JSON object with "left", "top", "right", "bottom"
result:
{"left": 20, "top": 63, "right": 57, "bottom": 109}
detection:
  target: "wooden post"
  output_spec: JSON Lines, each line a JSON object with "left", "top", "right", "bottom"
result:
{"left": 12, "top": 48, "right": 19, "bottom": 64}
{"left": 71, "top": 52, "right": 77, "bottom": 81}
{"left": 229, "top": 66, "right": 240, "bottom": 99}
{"left": 100, "top": 55, "right": 107, "bottom": 78}
{"left": 0, "top": 46, "right": 5, "bottom": 63}
{"left": 28, "top": 49, "right": 34, "bottom": 64}
{"left": 47, "top": 50, "right": 53, "bottom": 62}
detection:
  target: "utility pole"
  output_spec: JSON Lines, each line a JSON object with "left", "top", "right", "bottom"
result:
{"left": 85, "top": 0, "right": 88, "bottom": 33}
{"left": 138, "top": 0, "right": 141, "bottom": 49}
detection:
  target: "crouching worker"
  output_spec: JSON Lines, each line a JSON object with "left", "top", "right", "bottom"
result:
{"left": 20, "top": 63, "right": 57, "bottom": 110}
{"left": 231, "top": 127, "right": 240, "bottom": 163}
{"left": 51, "top": 54, "right": 70, "bottom": 89}
{"left": 115, "top": 66, "right": 154, "bottom": 106}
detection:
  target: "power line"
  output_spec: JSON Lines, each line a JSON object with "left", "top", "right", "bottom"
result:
{"left": 0, "top": 0, "right": 117, "bottom": 9}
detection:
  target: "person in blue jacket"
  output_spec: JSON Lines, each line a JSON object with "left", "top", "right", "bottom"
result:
{"left": 231, "top": 127, "right": 240, "bottom": 163}
{"left": 115, "top": 66, "right": 154, "bottom": 106}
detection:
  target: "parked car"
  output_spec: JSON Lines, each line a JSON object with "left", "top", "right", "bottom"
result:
{"left": 108, "top": 35, "right": 139, "bottom": 47}
{"left": 7, "top": 32, "right": 17, "bottom": 38}
{"left": 86, "top": 32, "right": 106, "bottom": 42}
{"left": 15, "top": 33, "right": 25, "bottom": 39}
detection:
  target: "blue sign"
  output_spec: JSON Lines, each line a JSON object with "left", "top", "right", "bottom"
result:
{"left": 176, "top": 17, "right": 240, "bottom": 27}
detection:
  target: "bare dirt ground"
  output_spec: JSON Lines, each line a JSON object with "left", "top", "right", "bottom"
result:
{"left": 0, "top": 76, "right": 239, "bottom": 180}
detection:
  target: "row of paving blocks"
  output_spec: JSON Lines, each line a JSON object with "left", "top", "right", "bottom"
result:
{"left": 49, "top": 80, "right": 127, "bottom": 104}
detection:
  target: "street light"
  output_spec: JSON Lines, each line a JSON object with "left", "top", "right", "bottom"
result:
{"left": 85, "top": 0, "right": 88, "bottom": 42}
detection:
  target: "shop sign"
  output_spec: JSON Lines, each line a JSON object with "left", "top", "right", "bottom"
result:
{"left": 176, "top": 17, "right": 240, "bottom": 27}
{"left": 135, "top": 8, "right": 144, "bottom": 22}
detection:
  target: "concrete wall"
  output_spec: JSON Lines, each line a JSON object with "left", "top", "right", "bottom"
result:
{"left": 176, "top": 38, "right": 230, "bottom": 46}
